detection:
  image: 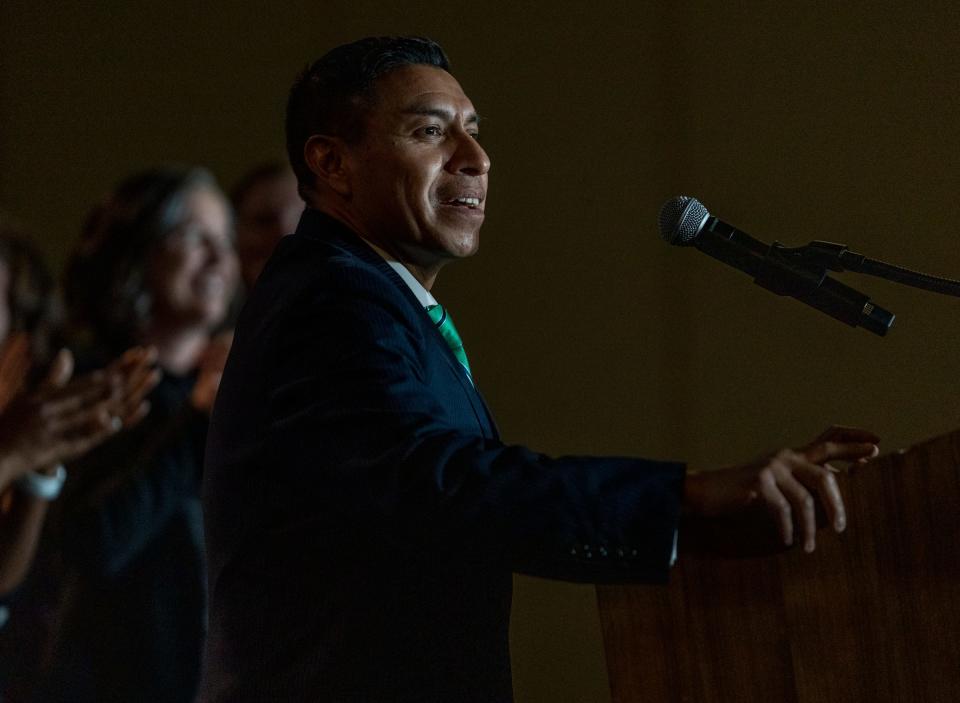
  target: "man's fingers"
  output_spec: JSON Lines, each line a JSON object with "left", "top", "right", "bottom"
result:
{"left": 808, "top": 426, "right": 881, "bottom": 465}
{"left": 795, "top": 462, "right": 846, "bottom": 533}
{"left": 804, "top": 440, "right": 879, "bottom": 465}
{"left": 758, "top": 469, "right": 794, "bottom": 547}
{"left": 774, "top": 468, "right": 818, "bottom": 553}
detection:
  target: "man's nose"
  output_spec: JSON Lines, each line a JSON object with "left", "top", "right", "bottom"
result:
{"left": 447, "top": 130, "right": 491, "bottom": 176}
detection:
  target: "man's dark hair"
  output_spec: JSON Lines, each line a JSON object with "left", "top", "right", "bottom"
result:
{"left": 285, "top": 36, "right": 450, "bottom": 199}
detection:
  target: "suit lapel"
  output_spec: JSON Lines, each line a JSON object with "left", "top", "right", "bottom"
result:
{"left": 302, "top": 210, "right": 499, "bottom": 440}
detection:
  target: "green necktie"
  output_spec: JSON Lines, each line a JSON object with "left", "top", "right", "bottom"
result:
{"left": 426, "top": 304, "right": 472, "bottom": 379}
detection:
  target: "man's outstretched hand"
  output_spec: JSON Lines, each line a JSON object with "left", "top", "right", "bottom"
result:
{"left": 682, "top": 426, "right": 880, "bottom": 554}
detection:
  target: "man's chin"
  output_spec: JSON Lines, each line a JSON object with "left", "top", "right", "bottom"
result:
{"left": 395, "top": 226, "right": 481, "bottom": 269}
{"left": 444, "top": 239, "right": 480, "bottom": 260}
{"left": 440, "top": 226, "right": 482, "bottom": 259}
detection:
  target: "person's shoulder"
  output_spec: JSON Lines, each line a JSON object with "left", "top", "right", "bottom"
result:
{"left": 257, "top": 232, "right": 398, "bottom": 311}
{"left": 238, "top": 219, "right": 423, "bottom": 347}
{"left": 258, "top": 212, "right": 415, "bottom": 312}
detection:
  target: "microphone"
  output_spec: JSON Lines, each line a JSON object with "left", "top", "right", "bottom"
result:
{"left": 658, "top": 196, "right": 895, "bottom": 336}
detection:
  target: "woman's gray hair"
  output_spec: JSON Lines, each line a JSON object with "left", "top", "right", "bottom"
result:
{"left": 65, "top": 165, "right": 228, "bottom": 352}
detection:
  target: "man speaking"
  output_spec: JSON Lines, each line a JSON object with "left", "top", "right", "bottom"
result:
{"left": 201, "top": 36, "right": 879, "bottom": 702}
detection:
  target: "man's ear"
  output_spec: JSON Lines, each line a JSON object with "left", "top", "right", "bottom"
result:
{"left": 304, "top": 135, "right": 352, "bottom": 197}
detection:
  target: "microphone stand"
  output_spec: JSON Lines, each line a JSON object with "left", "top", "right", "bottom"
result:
{"left": 743, "top": 241, "right": 894, "bottom": 337}
{"left": 782, "top": 241, "right": 960, "bottom": 298}
{"left": 756, "top": 240, "right": 960, "bottom": 337}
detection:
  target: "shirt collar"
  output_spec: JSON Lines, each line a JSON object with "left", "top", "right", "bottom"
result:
{"left": 361, "top": 238, "right": 438, "bottom": 308}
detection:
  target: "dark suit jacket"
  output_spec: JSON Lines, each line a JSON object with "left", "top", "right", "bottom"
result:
{"left": 202, "top": 209, "right": 685, "bottom": 702}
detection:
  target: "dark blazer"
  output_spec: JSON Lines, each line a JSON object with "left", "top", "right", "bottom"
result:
{"left": 202, "top": 209, "right": 685, "bottom": 702}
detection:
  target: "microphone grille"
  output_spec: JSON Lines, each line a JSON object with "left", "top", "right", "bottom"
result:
{"left": 658, "top": 196, "right": 710, "bottom": 245}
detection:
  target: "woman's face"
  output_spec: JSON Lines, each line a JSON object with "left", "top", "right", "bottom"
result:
{"left": 147, "top": 186, "right": 238, "bottom": 331}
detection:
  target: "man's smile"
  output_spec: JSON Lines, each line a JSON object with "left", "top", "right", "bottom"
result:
{"left": 437, "top": 188, "right": 485, "bottom": 212}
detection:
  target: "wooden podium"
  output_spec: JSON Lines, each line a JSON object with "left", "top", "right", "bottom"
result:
{"left": 597, "top": 430, "right": 960, "bottom": 703}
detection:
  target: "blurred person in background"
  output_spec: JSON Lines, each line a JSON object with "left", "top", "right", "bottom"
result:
{"left": 0, "top": 218, "right": 156, "bottom": 698}
{"left": 231, "top": 160, "right": 302, "bottom": 291}
{"left": 0, "top": 225, "right": 60, "bottom": 373}
{"left": 0, "top": 341, "right": 158, "bottom": 597}
{"left": 0, "top": 222, "right": 158, "bottom": 594}
{"left": 32, "top": 166, "right": 238, "bottom": 703}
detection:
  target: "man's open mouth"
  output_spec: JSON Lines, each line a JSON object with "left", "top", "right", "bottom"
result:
{"left": 442, "top": 196, "right": 483, "bottom": 209}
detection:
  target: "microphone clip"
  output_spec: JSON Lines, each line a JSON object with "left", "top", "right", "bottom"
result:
{"left": 755, "top": 243, "right": 829, "bottom": 298}
{"left": 753, "top": 242, "right": 895, "bottom": 336}
{"left": 777, "top": 241, "right": 867, "bottom": 273}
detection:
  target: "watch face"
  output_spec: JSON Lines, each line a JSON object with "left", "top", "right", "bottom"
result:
{"left": 17, "top": 464, "right": 67, "bottom": 501}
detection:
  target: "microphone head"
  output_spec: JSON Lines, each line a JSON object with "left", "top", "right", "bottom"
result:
{"left": 658, "top": 196, "right": 710, "bottom": 245}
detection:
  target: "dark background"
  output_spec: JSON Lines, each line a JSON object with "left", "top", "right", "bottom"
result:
{"left": 3, "top": 3, "right": 959, "bottom": 700}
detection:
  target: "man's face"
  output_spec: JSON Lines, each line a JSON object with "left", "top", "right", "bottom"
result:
{"left": 346, "top": 64, "right": 490, "bottom": 267}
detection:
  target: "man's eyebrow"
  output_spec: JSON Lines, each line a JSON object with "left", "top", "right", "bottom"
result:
{"left": 401, "top": 105, "right": 481, "bottom": 125}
